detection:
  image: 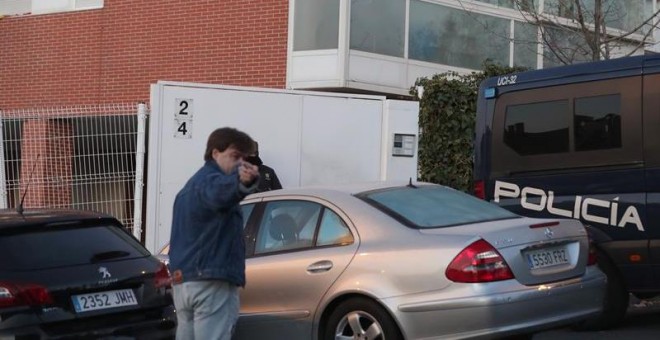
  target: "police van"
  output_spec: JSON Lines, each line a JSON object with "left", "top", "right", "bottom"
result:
{"left": 474, "top": 54, "right": 660, "bottom": 329}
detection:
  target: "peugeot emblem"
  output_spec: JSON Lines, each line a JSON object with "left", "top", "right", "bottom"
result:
{"left": 544, "top": 227, "right": 554, "bottom": 239}
{"left": 98, "top": 266, "right": 112, "bottom": 279}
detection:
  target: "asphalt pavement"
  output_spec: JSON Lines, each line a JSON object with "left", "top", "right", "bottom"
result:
{"left": 532, "top": 295, "right": 660, "bottom": 339}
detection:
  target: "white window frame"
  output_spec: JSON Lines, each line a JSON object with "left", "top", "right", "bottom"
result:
{"left": 0, "top": 0, "right": 103, "bottom": 16}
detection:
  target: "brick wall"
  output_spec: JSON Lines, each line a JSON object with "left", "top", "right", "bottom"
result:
{"left": 0, "top": 0, "right": 289, "bottom": 109}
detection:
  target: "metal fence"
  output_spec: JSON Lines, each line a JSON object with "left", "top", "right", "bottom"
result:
{"left": 0, "top": 104, "right": 147, "bottom": 239}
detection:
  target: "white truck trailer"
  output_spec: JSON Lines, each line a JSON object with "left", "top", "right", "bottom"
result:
{"left": 145, "top": 81, "right": 419, "bottom": 253}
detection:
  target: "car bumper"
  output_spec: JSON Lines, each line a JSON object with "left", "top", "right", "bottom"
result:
{"left": 382, "top": 266, "right": 607, "bottom": 339}
{"left": 0, "top": 305, "right": 176, "bottom": 339}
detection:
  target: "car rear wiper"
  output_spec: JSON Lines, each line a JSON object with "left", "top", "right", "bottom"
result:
{"left": 90, "top": 250, "right": 131, "bottom": 263}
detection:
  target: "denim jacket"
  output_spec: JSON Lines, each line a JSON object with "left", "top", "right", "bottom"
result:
{"left": 169, "top": 160, "right": 257, "bottom": 286}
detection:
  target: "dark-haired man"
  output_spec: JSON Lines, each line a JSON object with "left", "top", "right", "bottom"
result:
{"left": 169, "top": 127, "right": 260, "bottom": 340}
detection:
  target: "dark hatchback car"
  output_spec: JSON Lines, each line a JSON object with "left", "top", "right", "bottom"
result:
{"left": 0, "top": 209, "right": 175, "bottom": 339}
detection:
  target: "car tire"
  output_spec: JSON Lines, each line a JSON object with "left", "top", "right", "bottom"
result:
{"left": 324, "top": 297, "right": 403, "bottom": 340}
{"left": 574, "top": 251, "right": 629, "bottom": 331}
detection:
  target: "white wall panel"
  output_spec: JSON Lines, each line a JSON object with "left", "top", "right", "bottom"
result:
{"left": 348, "top": 52, "right": 406, "bottom": 88}
{"left": 300, "top": 96, "right": 383, "bottom": 185}
{"left": 290, "top": 51, "right": 340, "bottom": 81}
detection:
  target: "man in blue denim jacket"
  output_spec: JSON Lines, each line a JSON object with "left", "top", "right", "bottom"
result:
{"left": 169, "top": 127, "right": 260, "bottom": 340}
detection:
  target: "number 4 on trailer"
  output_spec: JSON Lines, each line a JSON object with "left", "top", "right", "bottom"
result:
{"left": 174, "top": 118, "right": 192, "bottom": 139}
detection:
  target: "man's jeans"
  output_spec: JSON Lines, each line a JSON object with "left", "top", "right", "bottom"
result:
{"left": 173, "top": 280, "right": 239, "bottom": 340}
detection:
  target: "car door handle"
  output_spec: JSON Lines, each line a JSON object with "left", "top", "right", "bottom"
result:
{"left": 307, "top": 260, "right": 333, "bottom": 273}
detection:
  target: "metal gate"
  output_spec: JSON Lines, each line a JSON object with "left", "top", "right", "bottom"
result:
{"left": 0, "top": 104, "right": 147, "bottom": 240}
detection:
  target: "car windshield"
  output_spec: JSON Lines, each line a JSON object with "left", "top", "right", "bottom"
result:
{"left": 360, "top": 185, "right": 519, "bottom": 228}
{"left": 0, "top": 223, "right": 149, "bottom": 271}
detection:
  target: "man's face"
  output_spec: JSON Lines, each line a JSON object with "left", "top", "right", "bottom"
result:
{"left": 212, "top": 146, "right": 246, "bottom": 174}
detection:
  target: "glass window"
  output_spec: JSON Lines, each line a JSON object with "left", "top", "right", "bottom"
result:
{"left": 294, "top": 0, "right": 340, "bottom": 51}
{"left": 517, "top": 0, "right": 539, "bottom": 12}
{"left": 0, "top": 224, "right": 149, "bottom": 271}
{"left": 361, "top": 186, "right": 518, "bottom": 229}
{"left": 514, "top": 21, "right": 538, "bottom": 69}
{"left": 491, "top": 78, "right": 641, "bottom": 175}
{"left": 504, "top": 100, "right": 570, "bottom": 155}
{"left": 298, "top": 207, "right": 321, "bottom": 245}
{"left": 475, "top": 0, "right": 515, "bottom": 9}
{"left": 544, "top": 0, "right": 576, "bottom": 18}
{"left": 606, "top": 0, "right": 647, "bottom": 32}
{"left": 317, "top": 209, "right": 353, "bottom": 246}
{"left": 644, "top": 0, "right": 656, "bottom": 34}
{"left": 545, "top": 0, "right": 649, "bottom": 33}
{"left": 255, "top": 201, "right": 319, "bottom": 254}
{"left": 240, "top": 203, "right": 255, "bottom": 228}
{"left": 542, "top": 27, "right": 592, "bottom": 68}
{"left": 409, "top": 1, "right": 510, "bottom": 69}
{"left": 350, "top": 0, "right": 405, "bottom": 57}
{"left": 574, "top": 94, "right": 622, "bottom": 151}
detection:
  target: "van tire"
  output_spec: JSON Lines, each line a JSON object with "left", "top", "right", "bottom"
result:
{"left": 574, "top": 251, "right": 629, "bottom": 331}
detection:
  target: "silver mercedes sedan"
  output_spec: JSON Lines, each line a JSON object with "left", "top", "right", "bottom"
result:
{"left": 161, "top": 181, "right": 606, "bottom": 339}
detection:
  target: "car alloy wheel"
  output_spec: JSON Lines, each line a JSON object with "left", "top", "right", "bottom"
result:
{"left": 336, "top": 310, "right": 382, "bottom": 339}
{"left": 325, "top": 297, "right": 402, "bottom": 340}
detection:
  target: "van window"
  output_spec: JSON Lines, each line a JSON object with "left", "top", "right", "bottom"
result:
{"left": 504, "top": 100, "right": 570, "bottom": 155}
{"left": 574, "top": 94, "right": 622, "bottom": 151}
{"left": 490, "top": 77, "right": 642, "bottom": 176}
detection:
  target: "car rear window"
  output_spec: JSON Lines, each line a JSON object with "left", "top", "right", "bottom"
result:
{"left": 0, "top": 223, "right": 150, "bottom": 271}
{"left": 360, "top": 185, "right": 518, "bottom": 228}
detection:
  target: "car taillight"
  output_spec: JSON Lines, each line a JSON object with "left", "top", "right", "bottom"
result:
{"left": 584, "top": 227, "right": 598, "bottom": 266}
{"left": 0, "top": 281, "right": 53, "bottom": 308}
{"left": 474, "top": 180, "right": 485, "bottom": 199}
{"left": 446, "top": 239, "right": 514, "bottom": 283}
{"left": 587, "top": 242, "right": 598, "bottom": 266}
{"left": 154, "top": 262, "right": 172, "bottom": 289}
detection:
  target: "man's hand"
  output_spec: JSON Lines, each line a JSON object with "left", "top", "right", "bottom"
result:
{"left": 238, "top": 161, "right": 260, "bottom": 186}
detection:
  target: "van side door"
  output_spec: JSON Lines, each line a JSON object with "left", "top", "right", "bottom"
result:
{"left": 489, "top": 76, "right": 650, "bottom": 290}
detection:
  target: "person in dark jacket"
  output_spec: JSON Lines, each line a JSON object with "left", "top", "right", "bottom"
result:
{"left": 245, "top": 141, "right": 282, "bottom": 192}
{"left": 169, "top": 127, "right": 259, "bottom": 340}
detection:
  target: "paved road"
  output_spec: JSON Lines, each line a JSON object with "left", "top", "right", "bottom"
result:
{"left": 532, "top": 296, "right": 660, "bottom": 339}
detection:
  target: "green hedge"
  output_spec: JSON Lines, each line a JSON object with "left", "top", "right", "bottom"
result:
{"left": 410, "top": 61, "right": 527, "bottom": 193}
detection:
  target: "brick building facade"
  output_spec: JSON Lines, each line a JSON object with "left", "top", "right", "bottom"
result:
{"left": 0, "top": 0, "right": 289, "bottom": 109}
